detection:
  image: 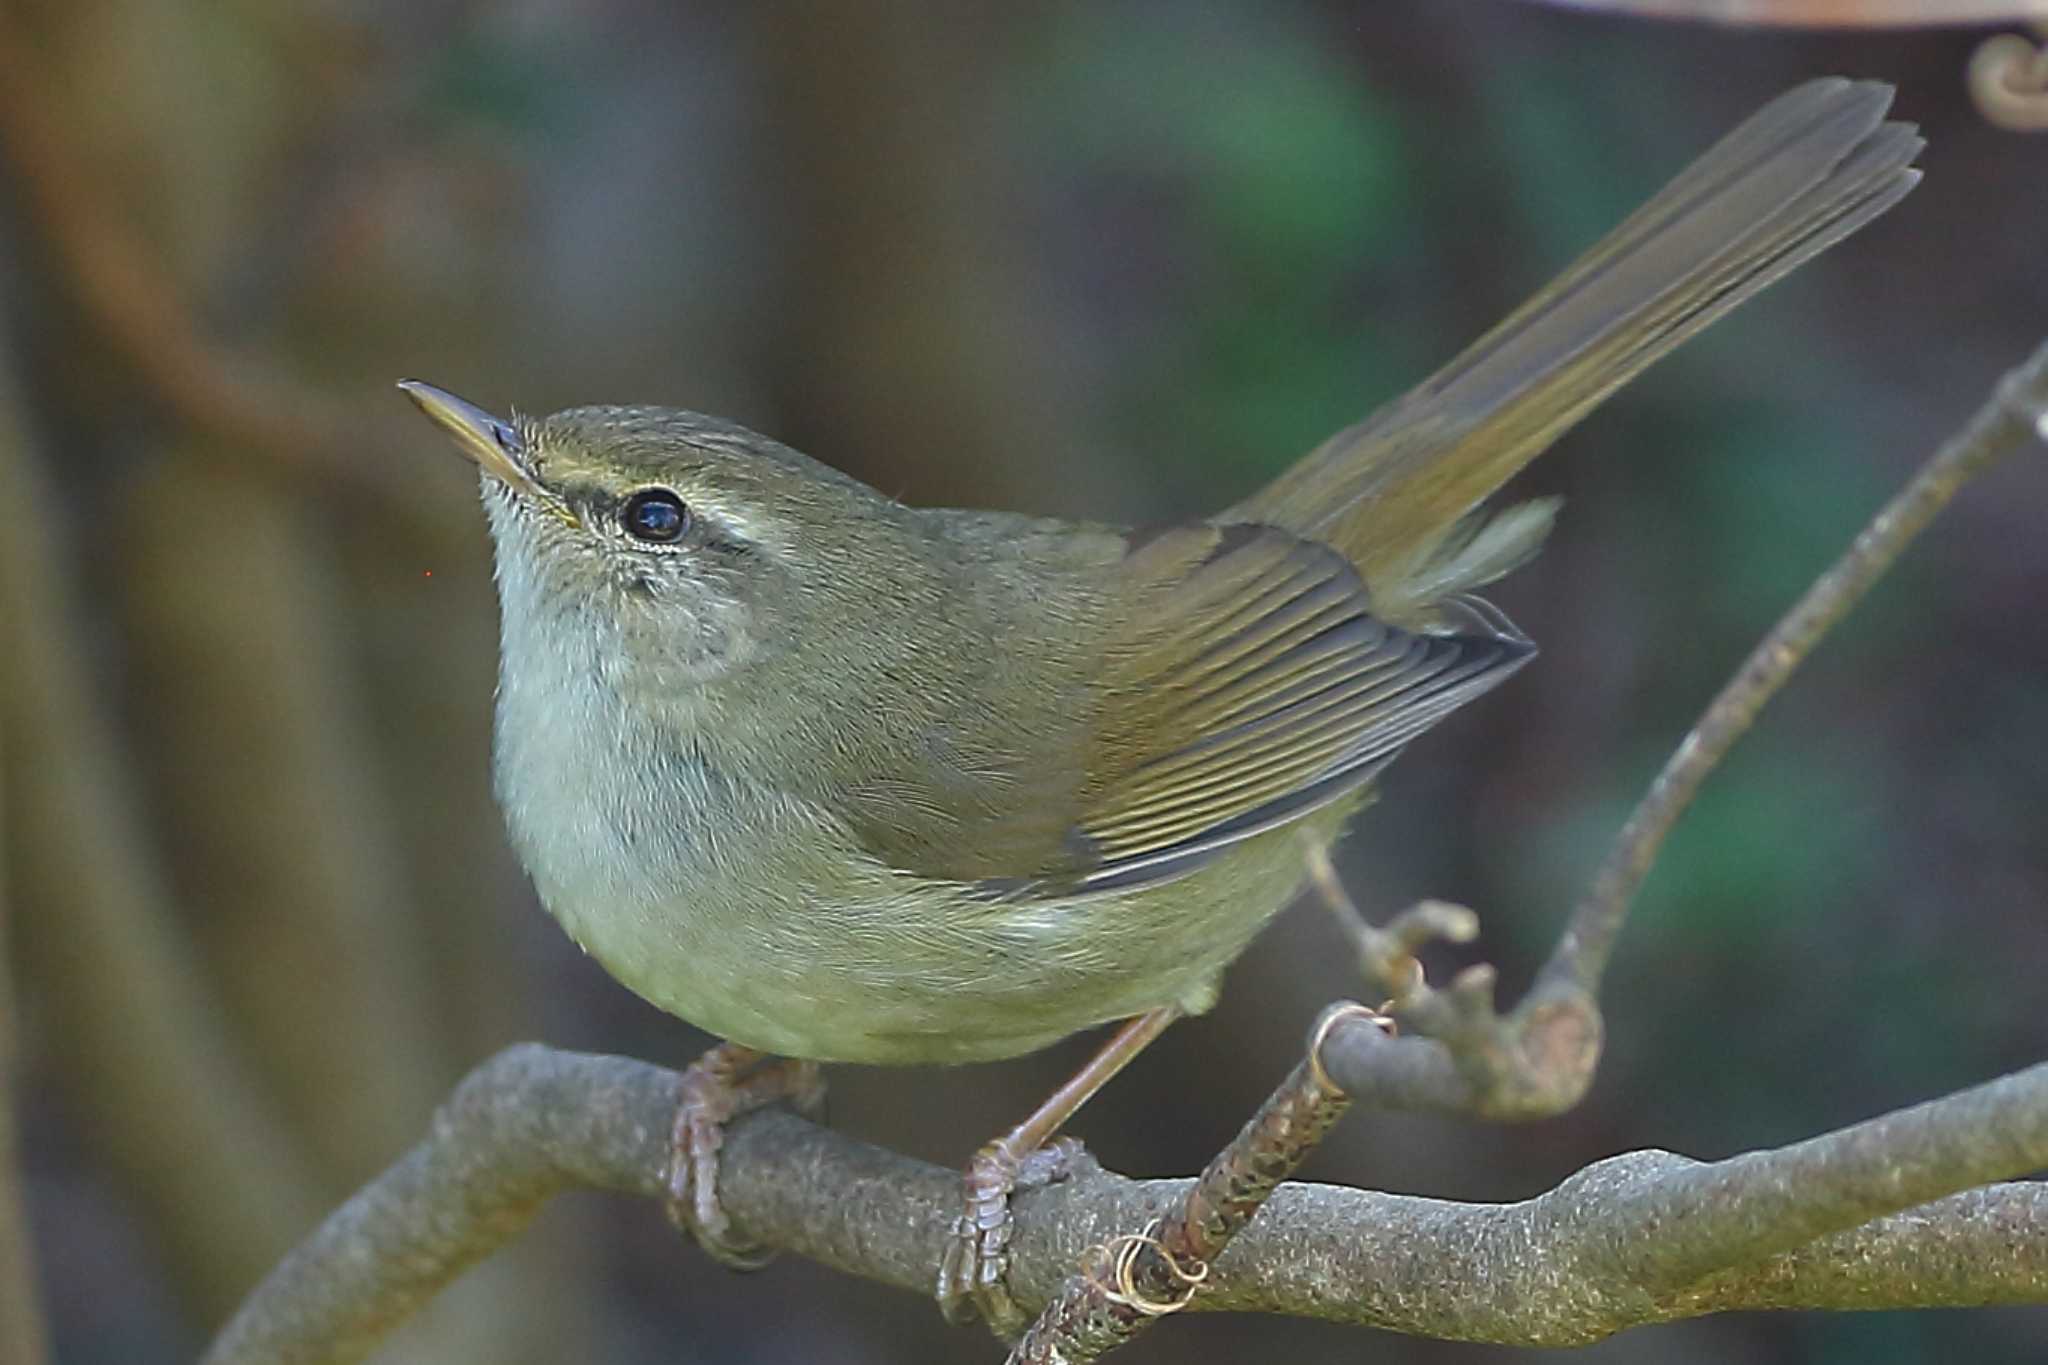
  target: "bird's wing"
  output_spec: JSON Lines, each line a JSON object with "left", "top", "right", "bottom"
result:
{"left": 836, "top": 522, "right": 1532, "bottom": 897}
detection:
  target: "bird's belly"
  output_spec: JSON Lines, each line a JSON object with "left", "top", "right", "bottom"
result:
{"left": 503, "top": 749, "right": 1322, "bottom": 1065}
{"left": 492, "top": 663, "right": 1341, "bottom": 1065}
{"left": 542, "top": 855, "right": 1274, "bottom": 1066}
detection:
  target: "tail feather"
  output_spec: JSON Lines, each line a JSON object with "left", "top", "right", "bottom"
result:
{"left": 1235, "top": 79, "right": 1921, "bottom": 624}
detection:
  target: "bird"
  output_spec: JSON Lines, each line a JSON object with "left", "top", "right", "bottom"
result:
{"left": 401, "top": 78, "right": 1920, "bottom": 1336}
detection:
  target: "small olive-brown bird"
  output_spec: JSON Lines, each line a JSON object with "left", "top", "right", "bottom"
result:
{"left": 403, "top": 79, "right": 1919, "bottom": 1333}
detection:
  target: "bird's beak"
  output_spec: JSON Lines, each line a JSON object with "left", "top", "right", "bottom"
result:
{"left": 397, "top": 380, "right": 556, "bottom": 509}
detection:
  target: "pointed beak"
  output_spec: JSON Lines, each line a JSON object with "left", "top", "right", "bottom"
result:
{"left": 397, "top": 380, "right": 554, "bottom": 506}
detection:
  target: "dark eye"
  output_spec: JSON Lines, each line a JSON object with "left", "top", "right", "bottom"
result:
{"left": 622, "top": 489, "right": 689, "bottom": 543}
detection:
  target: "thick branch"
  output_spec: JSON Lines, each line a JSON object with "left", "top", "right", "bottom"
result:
{"left": 204, "top": 1045, "right": 2048, "bottom": 1363}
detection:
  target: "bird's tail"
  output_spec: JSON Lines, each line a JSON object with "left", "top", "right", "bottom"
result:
{"left": 1235, "top": 78, "right": 1921, "bottom": 627}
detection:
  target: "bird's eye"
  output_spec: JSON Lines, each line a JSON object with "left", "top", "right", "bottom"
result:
{"left": 622, "top": 489, "right": 689, "bottom": 543}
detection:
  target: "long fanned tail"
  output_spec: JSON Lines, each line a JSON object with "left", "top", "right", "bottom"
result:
{"left": 1235, "top": 78, "right": 1922, "bottom": 625}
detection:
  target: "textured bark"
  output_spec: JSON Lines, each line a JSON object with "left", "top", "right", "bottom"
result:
{"left": 203, "top": 1045, "right": 2048, "bottom": 1365}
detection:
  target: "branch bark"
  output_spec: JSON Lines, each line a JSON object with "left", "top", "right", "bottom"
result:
{"left": 1010, "top": 1004, "right": 1378, "bottom": 1363}
{"left": 202, "top": 1043, "right": 2048, "bottom": 1364}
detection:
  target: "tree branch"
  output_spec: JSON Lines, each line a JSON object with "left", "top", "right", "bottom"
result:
{"left": 1009, "top": 1005, "right": 1381, "bottom": 1362}
{"left": 1548, "top": 339, "right": 2048, "bottom": 998}
{"left": 1525, "top": 0, "right": 2047, "bottom": 25}
{"left": 203, "top": 1043, "right": 2048, "bottom": 1364}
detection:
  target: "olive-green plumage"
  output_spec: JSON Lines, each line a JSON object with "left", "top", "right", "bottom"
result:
{"left": 403, "top": 80, "right": 1918, "bottom": 1067}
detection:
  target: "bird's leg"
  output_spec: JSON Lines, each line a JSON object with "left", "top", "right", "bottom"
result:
{"left": 937, "top": 1006, "right": 1180, "bottom": 1335}
{"left": 666, "top": 1040, "right": 825, "bottom": 1270}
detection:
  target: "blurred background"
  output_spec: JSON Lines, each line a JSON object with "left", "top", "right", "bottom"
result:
{"left": 2, "top": 1, "right": 2045, "bottom": 1362}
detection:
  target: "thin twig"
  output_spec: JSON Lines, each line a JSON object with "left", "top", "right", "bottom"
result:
{"left": 1544, "top": 339, "right": 2048, "bottom": 997}
{"left": 202, "top": 1043, "right": 2048, "bottom": 1364}
{"left": 1308, "top": 843, "right": 1477, "bottom": 1004}
{"left": 1007, "top": 1005, "right": 1378, "bottom": 1363}
{"left": 1970, "top": 29, "right": 2048, "bottom": 131}
{"left": 1318, "top": 340, "right": 2048, "bottom": 1119}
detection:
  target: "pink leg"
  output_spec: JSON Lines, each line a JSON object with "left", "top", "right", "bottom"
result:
{"left": 936, "top": 1007, "right": 1181, "bottom": 1334}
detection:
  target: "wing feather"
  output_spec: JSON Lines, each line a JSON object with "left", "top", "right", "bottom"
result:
{"left": 1030, "top": 523, "right": 1532, "bottom": 895}
{"left": 836, "top": 520, "right": 1533, "bottom": 899}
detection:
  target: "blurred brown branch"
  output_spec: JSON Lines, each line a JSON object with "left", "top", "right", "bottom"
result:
{"left": 0, "top": 328, "right": 327, "bottom": 1321}
{"left": 0, "top": 542, "right": 50, "bottom": 1365}
{"left": 1525, "top": 0, "right": 2048, "bottom": 25}
{"left": 0, "top": 9, "right": 455, "bottom": 537}
{"left": 751, "top": 0, "right": 1133, "bottom": 513}
{"left": 113, "top": 460, "right": 458, "bottom": 1188}
{"left": 202, "top": 1043, "right": 2048, "bottom": 1364}
{"left": 0, "top": 5, "right": 598, "bottom": 1353}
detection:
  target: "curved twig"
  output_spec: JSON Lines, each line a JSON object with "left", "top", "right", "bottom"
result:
{"left": 1970, "top": 29, "right": 2048, "bottom": 130}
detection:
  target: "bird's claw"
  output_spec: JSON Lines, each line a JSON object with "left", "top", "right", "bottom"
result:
{"left": 665, "top": 1044, "right": 824, "bottom": 1271}
{"left": 936, "top": 1135, "right": 1089, "bottom": 1336}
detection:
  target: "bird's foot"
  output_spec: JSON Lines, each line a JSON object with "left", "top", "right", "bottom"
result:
{"left": 666, "top": 1041, "right": 825, "bottom": 1270}
{"left": 936, "top": 1134, "right": 1092, "bottom": 1336}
